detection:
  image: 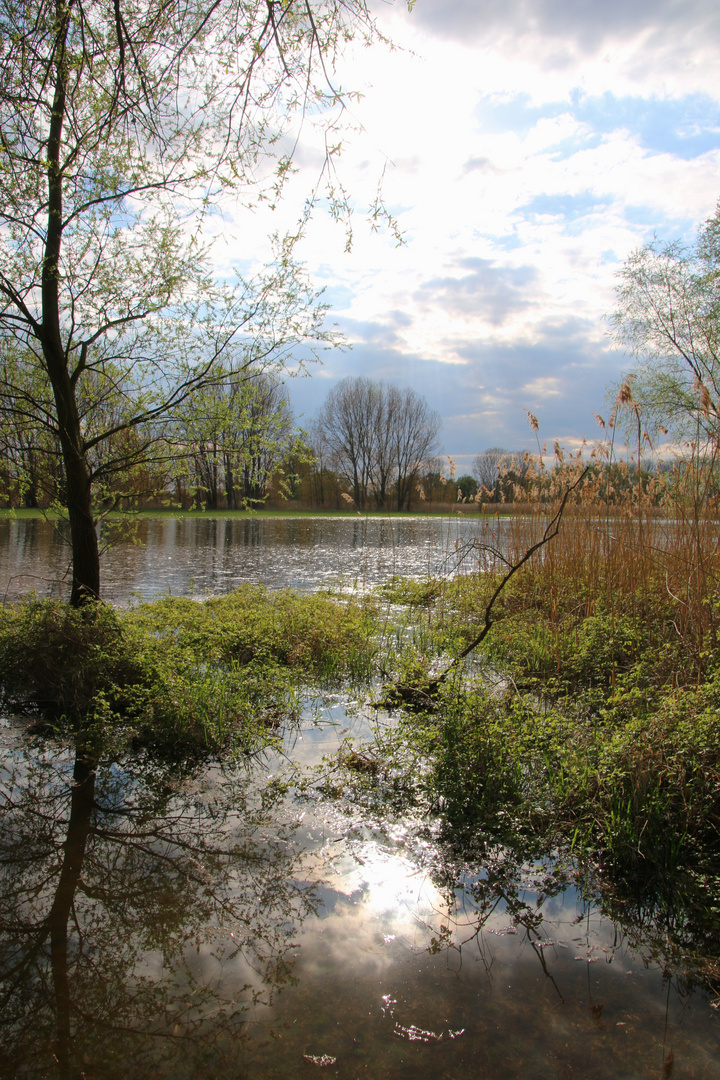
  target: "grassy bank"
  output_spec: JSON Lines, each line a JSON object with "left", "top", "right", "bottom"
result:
{"left": 364, "top": 454, "right": 720, "bottom": 904}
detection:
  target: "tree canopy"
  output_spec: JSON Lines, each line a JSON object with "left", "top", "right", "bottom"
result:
{"left": 610, "top": 201, "right": 720, "bottom": 447}
{"left": 0, "top": 0, "right": 391, "bottom": 603}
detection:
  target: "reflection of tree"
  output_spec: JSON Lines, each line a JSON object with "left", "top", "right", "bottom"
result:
{"left": 0, "top": 746, "right": 318, "bottom": 1078}
{"left": 420, "top": 842, "right": 573, "bottom": 1003}
{"left": 421, "top": 832, "right": 716, "bottom": 1017}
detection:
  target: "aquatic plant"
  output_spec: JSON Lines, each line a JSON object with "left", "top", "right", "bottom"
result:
{"left": 0, "top": 587, "right": 378, "bottom": 759}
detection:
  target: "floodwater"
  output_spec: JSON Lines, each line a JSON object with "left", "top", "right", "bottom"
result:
{"left": 0, "top": 514, "right": 507, "bottom": 604}
{"left": 2, "top": 703, "right": 719, "bottom": 1079}
{"left": 1, "top": 516, "right": 720, "bottom": 1078}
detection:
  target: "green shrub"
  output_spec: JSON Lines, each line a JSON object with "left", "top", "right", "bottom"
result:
{"left": 0, "top": 588, "right": 378, "bottom": 759}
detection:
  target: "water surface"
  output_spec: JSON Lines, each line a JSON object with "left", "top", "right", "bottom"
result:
{"left": 1, "top": 703, "right": 719, "bottom": 1079}
{"left": 1, "top": 515, "right": 719, "bottom": 1077}
{"left": 0, "top": 514, "right": 503, "bottom": 603}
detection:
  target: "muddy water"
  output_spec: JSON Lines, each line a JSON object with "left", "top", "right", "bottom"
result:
{"left": 1, "top": 701, "right": 719, "bottom": 1080}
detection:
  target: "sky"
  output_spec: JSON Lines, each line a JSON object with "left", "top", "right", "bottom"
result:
{"left": 217, "top": 0, "right": 720, "bottom": 472}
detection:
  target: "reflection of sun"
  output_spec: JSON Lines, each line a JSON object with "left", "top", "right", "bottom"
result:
{"left": 359, "top": 846, "right": 437, "bottom": 917}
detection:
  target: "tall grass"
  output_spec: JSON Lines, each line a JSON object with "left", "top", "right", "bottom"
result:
{"left": 472, "top": 433, "right": 720, "bottom": 688}
{"left": 378, "top": 434, "right": 720, "bottom": 891}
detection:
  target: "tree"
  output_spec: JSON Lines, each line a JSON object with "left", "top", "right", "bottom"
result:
{"left": 225, "top": 376, "right": 301, "bottom": 507}
{"left": 316, "top": 377, "right": 441, "bottom": 510}
{"left": 472, "top": 447, "right": 529, "bottom": 501}
{"left": 610, "top": 201, "right": 720, "bottom": 445}
{"left": 392, "top": 386, "right": 442, "bottom": 510}
{"left": 316, "top": 376, "right": 381, "bottom": 509}
{"left": 472, "top": 447, "right": 506, "bottom": 496}
{"left": 173, "top": 372, "right": 299, "bottom": 510}
{"left": 0, "top": 0, "right": 390, "bottom": 604}
{"left": 472, "top": 447, "right": 509, "bottom": 498}
{"left": 305, "top": 418, "right": 333, "bottom": 507}
{"left": 456, "top": 474, "right": 478, "bottom": 501}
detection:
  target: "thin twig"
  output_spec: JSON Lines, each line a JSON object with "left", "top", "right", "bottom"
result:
{"left": 428, "top": 467, "right": 589, "bottom": 689}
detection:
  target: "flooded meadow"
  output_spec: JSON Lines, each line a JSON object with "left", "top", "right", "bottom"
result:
{"left": 1, "top": 516, "right": 719, "bottom": 1078}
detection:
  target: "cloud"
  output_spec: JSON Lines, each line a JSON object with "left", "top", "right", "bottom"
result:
{"left": 408, "top": 0, "right": 720, "bottom": 58}
{"left": 287, "top": 307, "right": 628, "bottom": 457}
{"left": 518, "top": 191, "right": 613, "bottom": 222}
{"left": 341, "top": 310, "right": 416, "bottom": 349}
{"left": 462, "top": 157, "right": 505, "bottom": 176}
{"left": 519, "top": 376, "right": 562, "bottom": 398}
{"left": 415, "top": 258, "right": 539, "bottom": 325}
{"left": 222, "top": 0, "right": 720, "bottom": 466}
{"left": 479, "top": 92, "right": 720, "bottom": 161}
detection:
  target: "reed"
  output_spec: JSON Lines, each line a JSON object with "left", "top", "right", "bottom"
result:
{"left": 376, "top": 438, "right": 720, "bottom": 893}
{"left": 473, "top": 437, "right": 720, "bottom": 689}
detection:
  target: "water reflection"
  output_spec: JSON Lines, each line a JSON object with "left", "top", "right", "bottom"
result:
{"left": 0, "top": 515, "right": 500, "bottom": 603}
{"left": 0, "top": 735, "right": 317, "bottom": 1078}
{"left": 264, "top": 817, "right": 720, "bottom": 1079}
{"left": 2, "top": 705, "right": 720, "bottom": 1078}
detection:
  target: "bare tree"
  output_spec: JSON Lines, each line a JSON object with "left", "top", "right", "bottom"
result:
{"left": 369, "top": 386, "right": 400, "bottom": 509}
{"left": 316, "top": 376, "right": 382, "bottom": 509}
{"left": 472, "top": 448, "right": 508, "bottom": 497}
{"left": 316, "top": 377, "right": 441, "bottom": 510}
{"left": 393, "top": 387, "right": 442, "bottom": 510}
{"left": 472, "top": 447, "right": 529, "bottom": 501}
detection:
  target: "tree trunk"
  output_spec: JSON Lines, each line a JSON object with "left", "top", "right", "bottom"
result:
{"left": 41, "top": 1, "right": 100, "bottom": 605}
{"left": 47, "top": 359, "right": 100, "bottom": 605}
{"left": 224, "top": 452, "right": 235, "bottom": 509}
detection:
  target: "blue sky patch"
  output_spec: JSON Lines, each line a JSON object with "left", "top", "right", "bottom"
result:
{"left": 622, "top": 205, "right": 698, "bottom": 244}
{"left": 571, "top": 90, "right": 720, "bottom": 160}
{"left": 477, "top": 91, "right": 720, "bottom": 160}
{"left": 519, "top": 192, "right": 613, "bottom": 221}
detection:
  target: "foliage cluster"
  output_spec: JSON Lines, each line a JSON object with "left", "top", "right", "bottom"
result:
{"left": 1, "top": 372, "right": 310, "bottom": 515}
{"left": 0, "top": 588, "right": 376, "bottom": 760}
{"left": 610, "top": 198, "right": 720, "bottom": 446}
{"left": 373, "top": 448, "right": 720, "bottom": 902}
{"left": 426, "top": 679, "right": 720, "bottom": 884}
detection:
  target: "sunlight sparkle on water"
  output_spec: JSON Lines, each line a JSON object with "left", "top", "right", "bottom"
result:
{"left": 355, "top": 845, "right": 439, "bottom": 917}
